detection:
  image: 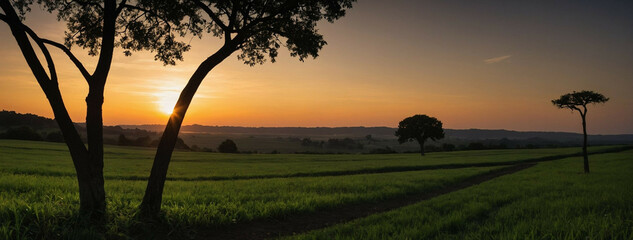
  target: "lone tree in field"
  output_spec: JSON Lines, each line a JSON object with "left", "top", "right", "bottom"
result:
{"left": 1, "top": 0, "right": 196, "bottom": 220}
{"left": 218, "top": 139, "right": 238, "bottom": 153}
{"left": 552, "top": 90, "right": 609, "bottom": 173}
{"left": 395, "top": 115, "right": 445, "bottom": 156}
{"left": 140, "top": 0, "right": 355, "bottom": 217}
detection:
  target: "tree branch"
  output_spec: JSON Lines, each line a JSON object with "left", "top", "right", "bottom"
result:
{"left": 69, "top": 0, "right": 104, "bottom": 11}
{"left": 239, "top": 0, "right": 298, "bottom": 35}
{"left": 1, "top": 13, "right": 59, "bottom": 84}
{"left": 115, "top": 0, "right": 128, "bottom": 15}
{"left": 91, "top": 0, "right": 117, "bottom": 85}
{"left": 193, "top": 0, "right": 229, "bottom": 32}
{"left": 42, "top": 39, "right": 92, "bottom": 82}
{"left": 119, "top": 3, "right": 171, "bottom": 25}
{"left": 21, "top": 24, "right": 58, "bottom": 83}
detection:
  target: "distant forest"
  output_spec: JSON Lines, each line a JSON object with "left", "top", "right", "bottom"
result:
{"left": 2, "top": 110, "right": 632, "bottom": 154}
{"left": 0, "top": 110, "right": 188, "bottom": 149}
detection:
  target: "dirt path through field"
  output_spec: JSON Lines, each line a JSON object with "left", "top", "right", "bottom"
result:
{"left": 196, "top": 163, "right": 536, "bottom": 240}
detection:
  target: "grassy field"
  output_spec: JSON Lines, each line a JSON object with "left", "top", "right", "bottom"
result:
{"left": 0, "top": 139, "right": 630, "bottom": 239}
{"left": 290, "top": 150, "right": 633, "bottom": 240}
{"left": 0, "top": 140, "right": 620, "bottom": 180}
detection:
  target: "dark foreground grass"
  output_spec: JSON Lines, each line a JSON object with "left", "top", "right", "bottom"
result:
{"left": 289, "top": 150, "right": 633, "bottom": 240}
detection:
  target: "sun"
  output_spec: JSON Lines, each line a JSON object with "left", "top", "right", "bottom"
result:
{"left": 155, "top": 92, "right": 180, "bottom": 115}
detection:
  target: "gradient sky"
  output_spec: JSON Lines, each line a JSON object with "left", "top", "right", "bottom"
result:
{"left": 1, "top": 0, "right": 632, "bottom": 134}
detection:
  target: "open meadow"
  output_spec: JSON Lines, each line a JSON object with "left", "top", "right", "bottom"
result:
{"left": 0, "top": 139, "right": 631, "bottom": 239}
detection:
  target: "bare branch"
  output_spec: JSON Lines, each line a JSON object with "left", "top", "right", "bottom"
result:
{"left": 1, "top": 12, "right": 60, "bottom": 84}
{"left": 42, "top": 39, "right": 92, "bottom": 81}
{"left": 21, "top": 25, "right": 58, "bottom": 83}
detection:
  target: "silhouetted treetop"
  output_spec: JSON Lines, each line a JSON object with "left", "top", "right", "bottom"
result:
{"left": 395, "top": 114, "right": 445, "bottom": 156}
{"left": 6, "top": 0, "right": 200, "bottom": 65}
{"left": 396, "top": 115, "right": 445, "bottom": 144}
{"left": 192, "top": 0, "right": 355, "bottom": 65}
{"left": 551, "top": 90, "right": 609, "bottom": 113}
{"left": 218, "top": 139, "right": 238, "bottom": 153}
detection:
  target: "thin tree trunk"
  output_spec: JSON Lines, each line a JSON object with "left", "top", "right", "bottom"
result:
{"left": 418, "top": 140, "right": 425, "bottom": 156}
{"left": 581, "top": 114, "right": 589, "bottom": 173}
{"left": 79, "top": 0, "right": 116, "bottom": 220}
{"left": 140, "top": 46, "right": 235, "bottom": 217}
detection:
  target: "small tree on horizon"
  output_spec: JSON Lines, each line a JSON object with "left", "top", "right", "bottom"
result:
{"left": 395, "top": 114, "right": 445, "bottom": 156}
{"left": 218, "top": 139, "right": 238, "bottom": 153}
{"left": 552, "top": 90, "right": 609, "bottom": 173}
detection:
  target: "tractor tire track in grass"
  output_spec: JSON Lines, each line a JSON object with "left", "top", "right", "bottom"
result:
{"left": 195, "top": 163, "right": 537, "bottom": 240}
{"left": 4, "top": 146, "right": 631, "bottom": 181}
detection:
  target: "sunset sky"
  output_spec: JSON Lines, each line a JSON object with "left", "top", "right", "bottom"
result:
{"left": 1, "top": 0, "right": 632, "bottom": 134}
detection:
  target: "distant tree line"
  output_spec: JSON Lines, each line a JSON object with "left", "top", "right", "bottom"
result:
{"left": 0, "top": 110, "right": 58, "bottom": 129}
{"left": 0, "top": 110, "right": 194, "bottom": 149}
{"left": 0, "top": 126, "right": 63, "bottom": 142}
{"left": 117, "top": 134, "right": 190, "bottom": 150}
{"left": 301, "top": 137, "right": 364, "bottom": 150}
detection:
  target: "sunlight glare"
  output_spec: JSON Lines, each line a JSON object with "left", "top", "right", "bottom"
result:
{"left": 155, "top": 91, "right": 180, "bottom": 115}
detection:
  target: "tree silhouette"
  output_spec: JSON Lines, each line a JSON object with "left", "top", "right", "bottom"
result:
{"left": 0, "top": 0, "right": 196, "bottom": 220}
{"left": 552, "top": 90, "right": 609, "bottom": 173}
{"left": 395, "top": 114, "right": 445, "bottom": 156}
{"left": 218, "top": 139, "right": 238, "bottom": 153}
{"left": 141, "top": 0, "right": 355, "bottom": 216}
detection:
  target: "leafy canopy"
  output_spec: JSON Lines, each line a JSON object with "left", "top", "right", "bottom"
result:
{"left": 193, "top": 0, "right": 355, "bottom": 66}
{"left": 395, "top": 114, "right": 445, "bottom": 144}
{"left": 8, "top": 0, "right": 203, "bottom": 65}
{"left": 551, "top": 90, "right": 609, "bottom": 114}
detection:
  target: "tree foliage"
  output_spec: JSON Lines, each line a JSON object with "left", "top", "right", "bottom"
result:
{"left": 191, "top": 0, "right": 354, "bottom": 66}
{"left": 6, "top": 0, "right": 199, "bottom": 65}
{"left": 551, "top": 90, "right": 609, "bottom": 114}
{"left": 218, "top": 139, "right": 238, "bottom": 153}
{"left": 396, "top": 115, "right": 445, "bottom": 144}
{"left": 395, "top": 114, "right": 445, "bottom": 156}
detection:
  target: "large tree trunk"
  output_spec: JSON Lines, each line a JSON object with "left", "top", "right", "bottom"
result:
{"left": 140, "top": 46, "right": 235, "bottom": 217}
{"left": 581, "top": 114, "right": 589, "bottom": 173}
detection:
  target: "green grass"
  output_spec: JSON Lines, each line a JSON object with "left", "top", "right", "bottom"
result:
{"left": 0, "top": 140, "right": 622, "bottom": 180}
{"left": 0, "top": 140, "right": 509, "bottom": 239}
{"left": 289, "top": 150, "right": 633, "bottom": 240}
{"left": 1, "top": 140, "right": 630, "bottom": 239}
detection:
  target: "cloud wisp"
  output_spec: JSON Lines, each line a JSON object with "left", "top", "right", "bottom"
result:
{"left": 484, "top": 55, "right": 512, "bottom": 64}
